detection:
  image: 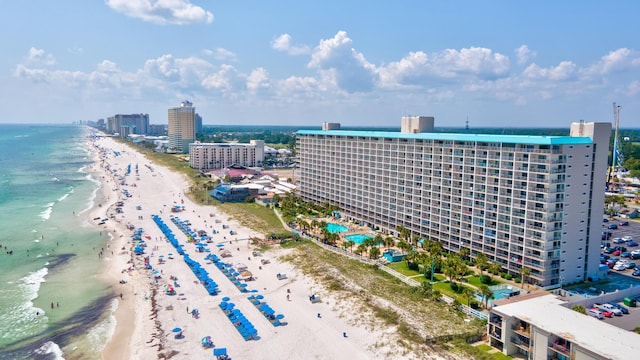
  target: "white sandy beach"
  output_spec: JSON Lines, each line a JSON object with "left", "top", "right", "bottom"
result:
{"left": 85, "top": 134, "right": 427, "bottom": 360}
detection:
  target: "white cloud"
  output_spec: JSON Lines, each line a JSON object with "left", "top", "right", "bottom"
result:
{"left": 308, "top": 31, "right": 377, "bottom": 93}
{"left": 515, "top": 45, "right": 536, "bottom": 65}
{"left": 27, "top": 47, "right": 56, "bottom": 66}
{"left": 203, "top": 48, "right": 237, "bottom": 61}
{"left": 246, "top": 67, "right": 270, "bottom": 93}
{"left": 627, "top": 80, "right": 640, "bottom": 96}
{"left": 378, "top": 47, "right": 510, "bottom": 89}
{"left": 584, "top": 48, "right": 640, "bottom": 75}
{"left": 523, "top": 61, "right": 577, "bottom": 81}
{"left": 106, "top": 0, "right": 214, "bottom": 25}
{"left": 271, "top": 34, "right": 310, "bottom": 55}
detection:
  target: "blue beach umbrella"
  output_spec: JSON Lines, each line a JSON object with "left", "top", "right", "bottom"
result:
{"left": 172, "top": 327, "right": 182, "bottom": 333}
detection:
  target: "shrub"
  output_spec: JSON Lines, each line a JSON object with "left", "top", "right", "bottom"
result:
{"left": 514, "top": 277, "right": 521, "bottom": 283}
{"left": 407, "top": 261, "right": 419, "bottom": 271}
{"left": 450, "top": 282, "right": 459, "bottom": 292}
{"left": 470, "top": 301, "right": 480, "bottom": 309}
{"left": 500, "top": 272, "right": 507, "bottom": 279}
{"left": 505, "top": 274, "right": 513, "bottom": 280}
{"left": 480, "top": 275, "right": 492, "bottom": 284}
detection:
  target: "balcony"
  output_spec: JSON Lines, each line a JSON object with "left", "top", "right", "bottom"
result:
{"left": 549, "top": 342, "right": 572, "bottom": 357}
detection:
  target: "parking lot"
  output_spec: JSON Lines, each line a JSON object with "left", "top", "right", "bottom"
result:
{"left": 601, "top": 217, "right": 640, "bottom": 276}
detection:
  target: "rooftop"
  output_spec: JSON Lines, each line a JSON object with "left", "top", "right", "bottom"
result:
{"left": 296, "top": 130, "right": 593, "bottom": 145}
{"left": 492, "top": 293, "right": 640, "bottom": 359}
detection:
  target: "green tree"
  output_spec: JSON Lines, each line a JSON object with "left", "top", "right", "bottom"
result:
{"left": 479, "top": 284, "right": 494, "bottom": 309}
{"left": 459, "top": 247, "right": 470, "bottom": 262}
{"left": 369, "top": 246, "right": 381, "bottom": 259}
{"left": 462, "top": 286, "right": 475, "bottom": 307}
{"left": 489, "top": 262, "right": 502, "bottom": 280}
{"left": 520, "top": 267, "right": 531, "bottom": 289}
{"left": 475, "top": 253, "right": 489, "bottom": 277}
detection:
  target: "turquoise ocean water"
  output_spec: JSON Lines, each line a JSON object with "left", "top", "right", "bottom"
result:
{"left": 0, "top": 125, "right": 114, "bottom": 360}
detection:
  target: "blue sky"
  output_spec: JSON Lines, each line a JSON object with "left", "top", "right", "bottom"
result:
{"left": 2, "top": 1, "right": 640, "bottom": 128}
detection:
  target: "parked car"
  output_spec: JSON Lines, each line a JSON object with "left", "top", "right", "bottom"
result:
{"left": 608, "top": 303, "right": 630, "bottom": 314}
{"left": 621, "top": 252, "right": 631, "bottom": 258}
{"left": 613, "top": 237, "right": 625, "bottom": 244}
{"left": 600, "top": 309, "right": 614, "bottom": 318}
{"left": 612, "top": 250, "right": 621, "bottom": 256}
{"left": 633, "top": 268, "right": 640, "bottom": 276}
{"left": 608, "top": 224, "right": 619, "bottom": 229}
{"left": 628, "top": 241, "right": 639, "bottom": 247}
{"left": 631, "top": 253, "right": 640, "bottom": 260}
{"left": 603, "top": 218, "right": 609, "bottom": 222}
{"left": 613, "top": 262, "right": 627, "bottom": 271}
{"left": 604, "top": 247, "right": 615, "bottom": 254}
{"left": 588, "top": 308, "right": 604, "bottom": 319}
{"left": 599, "top": 303, "right": 623, "bottom": 316}
{"left": 626, "top": 262, "right": 636, "bottom": 269}
{"left": 620, "top": 221, "right": 630, "bottom": 226}
{"left": 623, "top": 236, "right": 633, "bottom": 242}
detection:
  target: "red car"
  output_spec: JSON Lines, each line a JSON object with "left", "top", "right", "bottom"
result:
{"left": 600, "top": 309, "right": 614, "bottom": 318}
{"left": 612, "top": 250, "right": 621, "bottom": 256}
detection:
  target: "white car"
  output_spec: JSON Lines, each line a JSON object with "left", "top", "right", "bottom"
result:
{"left": 601, "top": 304, "right": 623, "bottom": 316}
{"left": 613, "top": 262, "right": 627, "bottom": 271}
{"left": 631, "top": 250, "right": 640, "bottom": 256}
{"left": 623, "top": 236, "right": 633, "bottom": 242}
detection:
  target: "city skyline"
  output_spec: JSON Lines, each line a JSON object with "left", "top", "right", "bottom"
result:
{"left": 2, "top": 1, "right": 640, "bottom": 127}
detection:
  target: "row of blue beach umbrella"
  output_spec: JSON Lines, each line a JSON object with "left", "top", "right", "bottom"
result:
{"left": 152, "top": 215, "right": 219, "bottom": 295}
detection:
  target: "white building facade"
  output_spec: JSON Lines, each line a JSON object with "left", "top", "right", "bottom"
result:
{"left": 296, "top": 118, "right": 610, "bottom": 288}
{"left": 189, "top": 140, "right": 265, "bottom": 170}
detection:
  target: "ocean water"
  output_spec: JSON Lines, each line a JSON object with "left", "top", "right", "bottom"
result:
{"left": 0, "top": 124, "right": 114, "bottom": 360}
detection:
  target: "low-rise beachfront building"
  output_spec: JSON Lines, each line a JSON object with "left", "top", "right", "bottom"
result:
{"left": 296, "top": 117, "right": 610, "bottom": 288}
{"left": 488, "top": 292, "right": 640, "bottom": 359}
{"left": 189, "top": 141, "right": 265, "bottom": 171}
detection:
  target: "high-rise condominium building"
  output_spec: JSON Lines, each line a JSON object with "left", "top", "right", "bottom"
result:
{"left": 296, "top": 117, "right": 611, "bottom": 288}
{"left": 168, "top": 101, "right": 196, "bottom": 153}
{"left": 189, "top": 140, "right": 265, "bottom": 170}
{"left": 106, "top": 113, "right": 149, "bottom": 136}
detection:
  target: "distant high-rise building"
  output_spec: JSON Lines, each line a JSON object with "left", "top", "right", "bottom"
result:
{"left": 148, "top": 124, "right": 167, "bottom": 136}
{"left": 106, "top": 114, "right": 149, "bottom": 136}
{"left": 196, "top": 113, "right": 203, "bottom": 134}
{"left": 168, "top": 101, "right": 196, "bottom": 153}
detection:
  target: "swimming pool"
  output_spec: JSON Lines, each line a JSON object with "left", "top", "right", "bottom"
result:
{"left": 475, "top": 286, "right": 521, "bottom": 304}
{"left": 327, "top": 223, "right": 349, "bottom": 233}
{"left": 344, "top": 233, "right": 373, "bottom": 244}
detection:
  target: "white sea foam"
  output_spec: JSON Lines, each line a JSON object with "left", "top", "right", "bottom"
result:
{"left": 78, "top": 173, "right": 100, "bottom": 215}
{"left": 86, "top": 299, "right": 118, "bottom": 353}
{"left": 39, "top": 202, "right": 55, "bottom": 221}
{"left": 32, "top": 340, "right": 65, "bottom": 360}
{"left": 57, "top": 187, "right": 74, "bottom": 202}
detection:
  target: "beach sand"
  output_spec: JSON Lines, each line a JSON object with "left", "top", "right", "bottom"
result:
{"left": 87, "top": 134, "right": 438, "bottom": 360}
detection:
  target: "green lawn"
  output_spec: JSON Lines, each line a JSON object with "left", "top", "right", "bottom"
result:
{"left": 432, "top": 281, "right": 476, "bottom": 304}
{"left": 465, "top": 275, "right": 501, "bottom": 288}
{"left": 388, "top": 261, "right": 422, "bottom": 276}
{"left": 475, "top": 344, "right": 492, "bottom": 352}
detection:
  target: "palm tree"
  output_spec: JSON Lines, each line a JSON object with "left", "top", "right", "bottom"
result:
{"left": 489, "top": 262, "right": 502, "bottom": 281}
{"left": 479, "top": 284, "right": 494, "bottom": 309}
{"left": 520, "top": 267, "right": 531, "bottom": 289}
{"left": 384, "top": 236, "right": 395, "bottom": 249}
{"left": 344, "top": 240, "right": 355, "bottom": 253}
{"left": 356, "top": 243, "right": 367, "bottom": 257}
{"left": 459, "top": 247, "right": 470, "bottom": 262}
{"left": 462, "top": 286, "right": 475, "bottom": 307}
{"left": 369, "top": 246, "right": 381, "bottom": 259}
{"left": 475, "top": 253, "right": 489, "bottom": 277}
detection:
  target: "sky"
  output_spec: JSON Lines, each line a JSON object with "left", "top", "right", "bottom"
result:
{"left": 2, "top": 1, "right": 640, "bottom": 128}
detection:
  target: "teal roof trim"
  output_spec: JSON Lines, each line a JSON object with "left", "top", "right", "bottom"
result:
{"left": 296, "top": 130, "right": 592, "bottom": 145}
